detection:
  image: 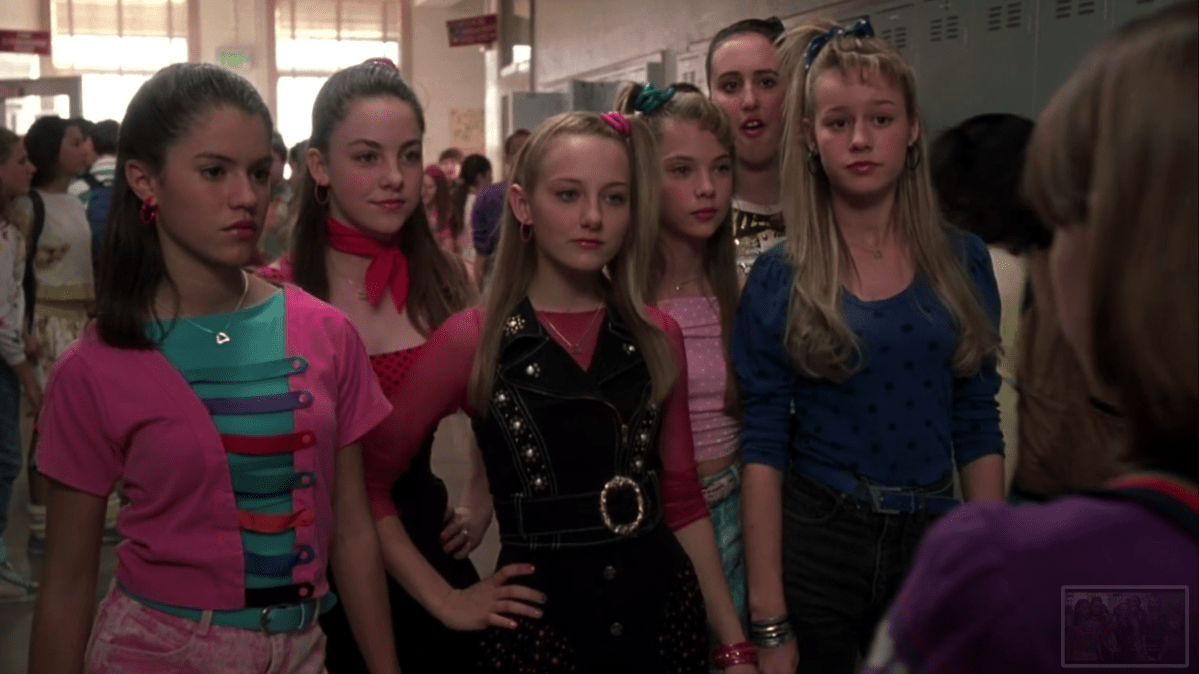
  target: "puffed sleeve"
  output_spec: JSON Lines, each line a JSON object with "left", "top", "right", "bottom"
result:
{"left": 648, "top": 307, "right": 709, "bottom": 530}
{"left": 36, "top": 346, "right": 125, "bottom": 497}
{"left": 333, "top": 315, "right": 392, "bottom": 449}
{"left": 951, "top": 231, "right": 1005, "bottom": 466}
{"left": 361, "top": 308, "right": 480, "bottom": 520}
{"left": 731, "top": 248, "right": 799, "bottom": 472}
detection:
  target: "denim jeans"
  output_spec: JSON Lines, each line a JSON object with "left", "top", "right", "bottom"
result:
{"left": 781, "top": 469, "right": 938, "bottom": 674}
{"left": 0, "top": 362, "right": 23, "bottom": 560}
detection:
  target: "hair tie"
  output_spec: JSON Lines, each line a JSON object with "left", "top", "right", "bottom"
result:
{"left": 601, "top": 111, "right": 632, "bottom": 138}
{"left": 633, "top": 82, "right": 676, "bottom": 115}
{"left": 365, "top": 57, "right": 399, "bottom": 71}
{"left": 804, "top": 16, "right": 874, "bottom": 70}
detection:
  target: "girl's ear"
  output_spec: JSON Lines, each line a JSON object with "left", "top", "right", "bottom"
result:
{"left": 124, "top": 159, "right": 158, "bottom": 204}
{"left": 508, "top": 183, "right": 532, "bottom": 225}
{"left": 307, "top": 147, "right": 331, "bottom": 188}
{"left": 801, "top": 117, "right": 817, "bottom": 154}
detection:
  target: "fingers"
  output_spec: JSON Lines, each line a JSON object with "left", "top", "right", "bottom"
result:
{"left": 492, "top": 563, "right": 536, "bottom": 584}
{"left": 499, "top": 584, "right": 546, "bottom": 606}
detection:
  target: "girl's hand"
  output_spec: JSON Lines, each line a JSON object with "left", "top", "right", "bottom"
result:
{"left": 440, "top": 504, "right": 492, "bottom": 559}
{"left": 434, "top": 563, "right": 545, "bottom": 631}
{"left": 758, "top": 641, "right": 799, "bottom": 674}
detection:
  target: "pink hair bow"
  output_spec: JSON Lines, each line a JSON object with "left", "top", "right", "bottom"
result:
{"left": 601, "top": 111, "right": 632, "bottom": 138}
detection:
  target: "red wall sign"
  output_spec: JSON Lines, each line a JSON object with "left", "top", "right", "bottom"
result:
{"left": 0, "top": 30, "right": 52, "bottom": 56}
{"left": 446, "top": 14, "right": 498, "bottom": 48}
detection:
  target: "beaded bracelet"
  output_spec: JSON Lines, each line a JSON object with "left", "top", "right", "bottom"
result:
{"left": 713, "top": 641, "right": 759, "bottom": 667}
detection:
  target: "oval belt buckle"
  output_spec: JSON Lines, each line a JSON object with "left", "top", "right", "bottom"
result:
{"left": 600, "top": 475, "right": 646, "bottom": 536}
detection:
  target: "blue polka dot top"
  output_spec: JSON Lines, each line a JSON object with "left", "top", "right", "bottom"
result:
{"left": 731, "top": 228, "right": 1004, "bottom": 487}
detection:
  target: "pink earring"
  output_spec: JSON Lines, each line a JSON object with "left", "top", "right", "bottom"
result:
{"left": 139, "top": 197, "right": 158, "bottom": 225}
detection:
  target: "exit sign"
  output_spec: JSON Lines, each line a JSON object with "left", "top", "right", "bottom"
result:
{"left": 0, "top": 30, "right": 51, "bottom": 56}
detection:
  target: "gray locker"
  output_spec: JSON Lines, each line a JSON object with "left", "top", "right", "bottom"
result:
{"left": 510, "top": 92, "right": 568, "bottom": 133}
{"left": 1110, "top": 0, "right": 1184, "bottom": 28}
{"left": 1033, "top": 0, "right": 1111, "bottom": 112}
{"left": 568, "top": 80, "right": 623, "bottom": 113}
{"left": 916, "top": 0, "right": 973, "bottom": 138}
{"left": 966, "top": 0, "right": 1037, "bottom": 121}
{"left": 875, "top": 2, "right": 920, "bottom": 56}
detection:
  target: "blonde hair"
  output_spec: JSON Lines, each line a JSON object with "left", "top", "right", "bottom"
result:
{"left": 776, "top": 20, "right": 999, "bottom": 381}
{"left": 467, "top": 111, "right": 677, "bottom": 413}
{"left": 615, "top": 81, "right": 742, "bottom": 412}
{"left": 1024, "top": 1, "right": 1197, "bottom": 476}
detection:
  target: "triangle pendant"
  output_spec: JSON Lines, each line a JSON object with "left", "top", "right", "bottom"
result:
{"left": 215, "top": 332, "right": 231, "bottom": 345}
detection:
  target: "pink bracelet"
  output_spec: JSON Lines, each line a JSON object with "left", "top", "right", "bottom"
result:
{"left": 713, "top": 641, "right": 759, "bottom": 667}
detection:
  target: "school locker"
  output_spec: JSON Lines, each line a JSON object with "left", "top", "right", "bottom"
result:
{"left": 916, "top": 0, "right": 973, "bottom": 137}
{"left": 1033, "top": 0, "right": 1111, "bottom": 112}
{"left": 966, "top": 0, "right": 1037, "bottom": 122}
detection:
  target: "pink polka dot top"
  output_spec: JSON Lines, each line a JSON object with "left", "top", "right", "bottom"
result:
{"left": 660, "top": 296, "right": 740, "bottom": 463}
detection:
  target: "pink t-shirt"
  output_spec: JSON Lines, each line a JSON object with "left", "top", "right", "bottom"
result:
{"left": 36, "top": 285, "right": 391, "bottom": 609}
{"left": 660, "top": 297, "right": 740, "bottom": 463}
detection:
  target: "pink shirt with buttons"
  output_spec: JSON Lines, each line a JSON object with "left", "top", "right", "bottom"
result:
{"left": 36, "top": 286, "right": 391, "bottom": 609}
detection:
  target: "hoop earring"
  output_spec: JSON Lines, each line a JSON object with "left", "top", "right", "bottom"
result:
{"left": 139, "top": 198, "right": 158, "bottom": 225}
{"left": 806, "top": 150, "right": 822, "bottom": 176}
{"left": 314, "top": 183, "right": 330, "bottom": 205}
{"left": 519, "top": 221, "right": 533, "bottom": 243}
{"left": 906, "top": 144, "right": 921, "bottom": 170}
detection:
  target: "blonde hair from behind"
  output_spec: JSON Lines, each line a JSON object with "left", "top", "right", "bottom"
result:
{"left": 467, "top": 111, "right": 677, "bottom": 414}
{"left": 776, "top": 20, "right": 999, "bottom": 382}
{"left": 614, "top": 81, "right": 742, "bottom": 412}
{"left": 1024, "top": 0, "right": 1198, "bottom": 475}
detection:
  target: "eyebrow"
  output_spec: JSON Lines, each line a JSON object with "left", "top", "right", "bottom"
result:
{"left": 663, "top": 153, "right": 731, "bottom": 162}
{"left": 822, "top": 100, "right": 899, "bottom": 112}
{"left": 194, "top": 151, "right": 273, "bottom": 166}
{"left": 348, "top": 138, "right": 421, "bottom": 149}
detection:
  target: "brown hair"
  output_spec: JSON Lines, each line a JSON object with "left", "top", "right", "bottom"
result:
{"left": 1024, "top": 0, "right": 1198, "bottom": 479}
{"left": 775, "top": 20, "right": 999, "bottom": 382}
{"left": 615, "top": 81, "right": 742, "bottom": 411}
{"left": 468, "top": 111, "right": 675, "bottom": 414}
{"left": 0, "top": 128, "right": 30, "bottom": 238}
{"left": 290, "top": 59, "right": 470, "bottom": 335}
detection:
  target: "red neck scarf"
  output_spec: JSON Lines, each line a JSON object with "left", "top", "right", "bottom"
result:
{"left": 325, "top": 216, "right": 409, "bottom": 313}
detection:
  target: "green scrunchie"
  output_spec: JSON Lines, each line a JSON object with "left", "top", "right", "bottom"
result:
{"left": 633, "top": 82, "right": 675, "bottom": 115}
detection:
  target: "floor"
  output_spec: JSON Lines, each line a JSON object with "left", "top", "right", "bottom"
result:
{"left": 0, "top": 413, "right": 500, "bottom": 674}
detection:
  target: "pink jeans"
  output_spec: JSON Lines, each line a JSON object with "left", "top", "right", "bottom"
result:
{"left": 84, "top": 587, "right": 328, "bottom": 674}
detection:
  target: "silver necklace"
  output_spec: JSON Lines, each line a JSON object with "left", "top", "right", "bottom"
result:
{"left": 671, "top": 275, "right": 704, "bottom": 292}
{"left": 542, "top": 307, "right": 604, "bottom": 355}
{"left": 172, "top": 271, "right": 251, "bottom": 345}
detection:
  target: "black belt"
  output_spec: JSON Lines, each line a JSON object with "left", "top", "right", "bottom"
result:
{"left": 494, "top": 472, "right": 662, "bottom": 546}
{"left": 794, "top": 457, "right": 959, "bottom": 515}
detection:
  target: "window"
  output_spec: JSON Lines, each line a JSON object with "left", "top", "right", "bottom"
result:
{"left": 51, "top": 0, "right": 188, "bottom": 123}
{"left": 274, "top": 0, "right": 401, "bottom": 148}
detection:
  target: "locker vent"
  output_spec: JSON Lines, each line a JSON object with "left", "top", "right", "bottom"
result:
{"left": 1055, "top": 0, "right": 1072, "bottom": 18}
{"left": 946, "top": 15, "right": 961, "bottom": 39}
{"left": 1007, "top": 2, "right": 1024, "bottom": 28}
{"left": 895, "top": 26, "right": 908, "bottom": 48}
{"left": 1078, "top": 0, "right": 1097, "bottom": 14}
{"left": 1136, "top": 0, "right": 1156, "bottom": 4}
{"left": 988, "top": 5, "right": 1004, "bottom": 30}
{"left": 930, "top": 17, "right": 943, "bottom": 42}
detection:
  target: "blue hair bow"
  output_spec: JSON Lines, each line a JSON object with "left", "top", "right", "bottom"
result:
{"left": 632, "top": 82, "right": 676, "bottom": 115}
{"left": 804, "top": 16, "right": 875, "bottom": 70}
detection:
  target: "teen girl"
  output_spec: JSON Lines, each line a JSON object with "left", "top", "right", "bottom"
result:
{"left": 422, "top": 164, "right": 454, "bottom": 252}
{"left": 257, "top": 58, "right": 491, "bottom": 673}
{"left": 707, "top": 17, "right": 787, "bottom": 275}
{"left": 863, "top": 3, "right": 1198, "bottom": 670}
{"left": 361, "top": 110, "right": 759, "bottom": 673}
{"left": 28, "top": 62, "right": 400, "bottom": 674}
{"left": 0, "top": 128, "right": 40, "bottom": 601}
{"left": 733, "top": 18, "right": 1005, "bottom": 674}
{"left": 19, "top": 115, "right": 112, "bottom": 553}
{"left": 615, "top": 81, "right": 749, "bottom": 647}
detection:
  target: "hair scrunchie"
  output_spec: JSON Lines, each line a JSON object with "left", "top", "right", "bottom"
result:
{"left": 804, "top": 16, "right": 875, "bottom": 69}
{"left": 601, "top": 111, "right": 633, "bottom": 138}
{"left": 633, "top": 82, "right": 676, "bottom": 115}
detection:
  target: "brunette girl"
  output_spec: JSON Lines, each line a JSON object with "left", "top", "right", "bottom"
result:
{"left": 0, "top": 128, "right": 40, "bottom": 601}
{"left": 422, "top": 164, "right": 454, "bottom": 251}
{"left": 362, "top": 110, "right": 759, "bottom": 673}
{"left": 862, "top": 2, "right": 1197, "bottom": 670}
{"left": 28, "top": 62, "right": 400, "bottom": 674}
{"left": 615, "top": 81, "right": 749, "bottom": 643}
{"left": 733, "top": 17, "right": 1005, "bottom": 674}
{"left": 257, "top": 58, "right": 492, "bottom": 673}
{"left": 707, "top": 17, "right": 787, "bottom": 275}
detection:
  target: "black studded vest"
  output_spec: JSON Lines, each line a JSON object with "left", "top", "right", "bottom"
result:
{"left": 474, "top": 298, "right": 666, "bottom": 550}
